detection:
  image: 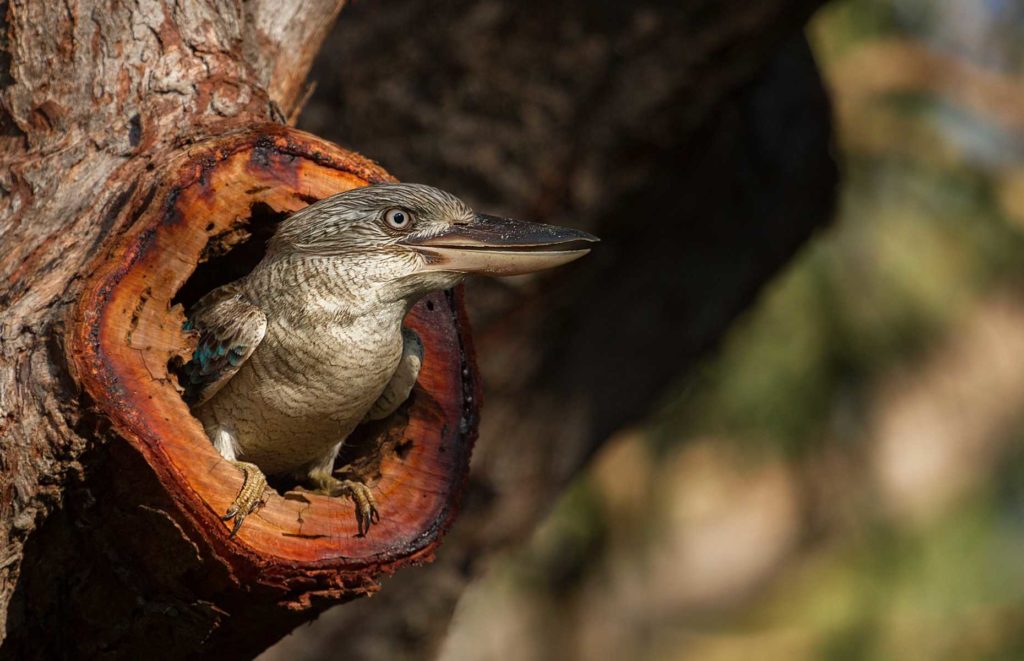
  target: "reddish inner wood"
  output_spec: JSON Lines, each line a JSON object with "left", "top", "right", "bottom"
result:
{"left": 72, "top": 127, "right": 477, "bottom": 567}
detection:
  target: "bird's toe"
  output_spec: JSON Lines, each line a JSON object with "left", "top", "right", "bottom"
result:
{"left": 333, "top": 478, "right": 379, "bottom": 537}
{"left": 221, "top": 461, "right": 268, "bottom": 537}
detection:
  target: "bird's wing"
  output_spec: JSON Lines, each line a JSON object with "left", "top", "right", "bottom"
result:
{"left": 181, "top": 284, "right": 267, "bottom": 406}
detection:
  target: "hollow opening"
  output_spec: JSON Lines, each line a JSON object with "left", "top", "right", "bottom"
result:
{"left": 172, "top": 202, "right": 283, "bottom": 311}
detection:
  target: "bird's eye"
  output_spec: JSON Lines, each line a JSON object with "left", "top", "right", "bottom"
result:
{"left": 384, "top": 208, "right": 414, "bottom": 230}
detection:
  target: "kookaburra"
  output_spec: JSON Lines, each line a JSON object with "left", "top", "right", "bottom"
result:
{"left": 181, "top": 183, "right": 597, "bottom": 535}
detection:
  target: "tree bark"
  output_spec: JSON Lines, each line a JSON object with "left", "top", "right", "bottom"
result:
{"left": 0, "top": 1, "right": 477, "bottom": 658}
{"left": 266, "top": 0, "right": 837, "bottom": 658}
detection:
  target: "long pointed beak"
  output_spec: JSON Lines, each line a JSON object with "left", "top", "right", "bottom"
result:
{"left": 401, "top": 214, "right": 599, "bottom": 276}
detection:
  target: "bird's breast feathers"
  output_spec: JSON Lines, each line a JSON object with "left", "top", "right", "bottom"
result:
{"left": 195, "top": 312, "right": 404, "bottom": 473}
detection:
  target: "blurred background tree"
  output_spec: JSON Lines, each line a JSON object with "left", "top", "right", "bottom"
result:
{"left": 264, "top": 0, "right": 1024, "bottom": 659}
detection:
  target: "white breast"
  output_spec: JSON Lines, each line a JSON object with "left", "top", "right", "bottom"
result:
{"left": 196, "top": 309, "right": 404, "bottom": 476}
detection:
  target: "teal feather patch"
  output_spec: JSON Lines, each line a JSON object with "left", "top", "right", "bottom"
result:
{"left": 177, "top": 284, "right": 267, "bottom": 406}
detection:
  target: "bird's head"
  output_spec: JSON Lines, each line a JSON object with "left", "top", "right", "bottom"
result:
{"left": 268, "top": 183, "right": 597, "bottom": 301}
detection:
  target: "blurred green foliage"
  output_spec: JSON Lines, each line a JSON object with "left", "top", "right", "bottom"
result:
{"left": 660, "top": 153, "right": 1024, "bottom": 458}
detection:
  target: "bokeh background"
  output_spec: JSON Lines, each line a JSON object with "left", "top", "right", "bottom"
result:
{"left": 267, "top": 1, "right": 1024, "bottom": 658}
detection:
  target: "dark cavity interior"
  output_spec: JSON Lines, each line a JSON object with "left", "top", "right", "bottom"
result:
{"left": 169, "top": 201, "right": 284, "bottom": 403}
{"left": 172, "top": 202, "right": 283, "bottom": 311}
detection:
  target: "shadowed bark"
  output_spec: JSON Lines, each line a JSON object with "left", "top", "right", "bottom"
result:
{"left": 266, "top": 1, "right": 837, "bottom": 658}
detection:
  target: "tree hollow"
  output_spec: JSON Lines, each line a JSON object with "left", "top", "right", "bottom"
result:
{"left": 67, "top": 125, "right": 480, "bottom": 592}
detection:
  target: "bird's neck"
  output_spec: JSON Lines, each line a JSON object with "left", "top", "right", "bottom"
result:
{"left": 244, "top": 253, "right": 411, "bottom": 324}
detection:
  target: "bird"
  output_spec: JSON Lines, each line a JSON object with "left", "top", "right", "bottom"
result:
{"left": 180, "top": 183, "right": 597, "bottom": 536}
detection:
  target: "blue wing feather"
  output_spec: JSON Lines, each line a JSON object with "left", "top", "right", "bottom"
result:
{"left": 180, "top": 284, "right": 267, "bottom": 406}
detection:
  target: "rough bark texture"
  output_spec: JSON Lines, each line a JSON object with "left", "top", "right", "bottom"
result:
{"left": 0, "top": 1, "right": 388, "bottom": 657}
{"left": 266, "top": 0, "right": 837, "bottom": 658}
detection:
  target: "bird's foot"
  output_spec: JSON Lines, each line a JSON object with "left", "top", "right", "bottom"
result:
{"left": 309, "top": 474, "right": 380, "bottom": 536}
{"left": 222, "top": 461, "right": 268, "bottom": 537}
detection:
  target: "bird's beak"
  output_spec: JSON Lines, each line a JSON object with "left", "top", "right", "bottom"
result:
{"left": 401, "top": 214, "right": 599, "bottom": 276}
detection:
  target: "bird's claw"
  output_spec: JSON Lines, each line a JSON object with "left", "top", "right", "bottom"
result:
{"left": 222, "top": 461, "right": 268, "bottom": 537}
{"left": 335, "top": 479, "right": 380, "bottom": 537}
{"left": 310, "top": 475, "right": 380, "bottom": 536}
